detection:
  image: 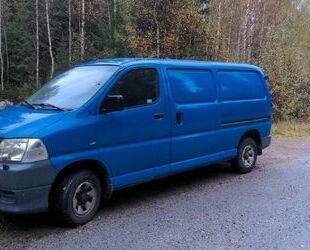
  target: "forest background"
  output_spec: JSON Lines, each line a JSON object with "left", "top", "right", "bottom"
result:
{"left": 0, "top": 0, "right": 309, "bottom": 121}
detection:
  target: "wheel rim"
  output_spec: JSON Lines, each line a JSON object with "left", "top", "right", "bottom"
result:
{"left": 242, "top": 145, "right": 255, "bottom": 168}
{"left": 73, "top": 181, "right": 97, "bottom": 217}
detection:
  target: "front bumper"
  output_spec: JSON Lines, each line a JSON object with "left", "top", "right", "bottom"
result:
{"left": 0, "top": 160, "right": 58, "bottom": 214}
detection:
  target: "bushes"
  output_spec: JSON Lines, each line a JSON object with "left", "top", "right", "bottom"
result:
{"left": 261, "top": 8, "right": 310, "bottom": 121}
{"left": 0, "top": 84, "right": 36, "bottom": 103}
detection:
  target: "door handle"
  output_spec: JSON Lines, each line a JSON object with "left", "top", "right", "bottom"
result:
{"left": 153, "top": 113, "right": 165, "bottom": 120}
{"left": 176, "top": 112, "right": 183, "bottom": 125}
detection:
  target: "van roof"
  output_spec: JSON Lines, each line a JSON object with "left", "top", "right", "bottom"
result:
{"left": 77, "top": 58, "right": 262, "bottom": 72}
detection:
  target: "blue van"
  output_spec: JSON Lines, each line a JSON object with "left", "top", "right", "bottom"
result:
{"left": 0, "top": 59, "right": 271, "bottom": 226}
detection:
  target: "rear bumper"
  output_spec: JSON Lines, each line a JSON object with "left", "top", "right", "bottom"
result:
{"left": 0, "top": 160, "right": 58, "bottom": 214}
{"left": 262, "top": 135, "right": 271, "bottom": 150}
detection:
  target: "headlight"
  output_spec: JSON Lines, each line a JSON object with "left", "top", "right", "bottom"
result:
{"left": 0, "top": 139, "right": 48, "bottom": 163}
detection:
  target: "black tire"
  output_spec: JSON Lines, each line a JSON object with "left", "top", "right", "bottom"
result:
{"left": 50, "top": 170, "right": 102, "bottom": 227}
{"left": 232, "top": 138, "right": 258, "bottom": 174}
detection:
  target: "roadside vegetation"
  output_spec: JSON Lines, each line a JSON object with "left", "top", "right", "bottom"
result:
{"left": 273, "top": 121, "right": 310, "bottom": 137}
{"left": 0, "top": 0, "right": 309, "bottom": 122}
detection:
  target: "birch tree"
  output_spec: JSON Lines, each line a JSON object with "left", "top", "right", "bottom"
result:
{"left": 259, "top": 0, "right": 267, "bottom": 51}
{"left": 36, "top": 0, "right": 40, "bottom": 86}
{"left": 107, "top": 1, "right": 112, "bottom": 39}
{"left": 215, "top": 0, "right": 222, "bottom": 60}
{"left": 1, "top": 0, "right": 7, "bottom": 85}
{"left": 80, "top": 0, "right": 85, "bottom": 60}
{"left": 45, "top": 0, "right": 54, "bottom": 78}
{"left": 68, "top": 0, "right": 72, "bottom": 65}
{"left": 113, "top": 0, "right": 117, "bottom": 36}
{"left": 227, "top": 1, "right": 234, "bottom": 54}
{"left": 153, "top": 1, "right": 160, "bottom": 58}
{"left": 3, "top": 17, "right": 7, "bottom": 85}
{"left": 0, "top": 0, "right": 3, "bottom": 91}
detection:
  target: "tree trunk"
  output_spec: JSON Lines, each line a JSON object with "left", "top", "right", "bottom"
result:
{"left": 259, "top": 1, "right": 267, "bottom": 54}
{"left": 243, "top": 1, "right": 250, "bottom": 62}
{"left": 205, "top": 6, "right": 212, "bottom": 60}
{"left": 3, "top": 17, "right": 8, "bottom": 85}
{"left": 113, "top": 0, "right": 117, "bottom": 36}
{"left": 153, "top": 2, "right": 160, "bottom": 58}
{"left": 45, "top": 0, "right": 54, "bottom": 78}
{"left": 78, "top": 1, "right": 81, "bottom": 35}
{"left": 0, "top": 0, "right": 4, "bottom": 91}
{"left": 36, "top": 0, "right": 40, "bottom": 86}
{"left": 68, "top": 0, "right": 72, "bottom": 65}
{"left": 247, "top": 7, "right": 256, "bottom": 63}
{"left": 81, "top": 0, "right": 85, "bottom": 60}
{"left": 227, "top": 1, "right": 235, "bottom": 55}
{"left": 237, "top": 22, "right": 242, "bottom": 60}
{"left": 215, "top": 0, "right": 222, "bottom": 60}
{"left": 107, "top": 0, "right": 112, "bottom": 39}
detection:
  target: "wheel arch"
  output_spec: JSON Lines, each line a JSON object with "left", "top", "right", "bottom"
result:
{"left": 239, "top": 130, "right": 262, "bottom": 155}
{"left": 49, "top": 159, "right": 113, "bottom": 204}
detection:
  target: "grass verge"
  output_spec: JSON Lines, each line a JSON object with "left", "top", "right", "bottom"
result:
{"left": 272, "top": 121, "right": 310, "bottom": 137}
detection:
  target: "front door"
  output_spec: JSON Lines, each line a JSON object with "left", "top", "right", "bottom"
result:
{"left": 97, "top": 67, "right": 170, "bottom": 189}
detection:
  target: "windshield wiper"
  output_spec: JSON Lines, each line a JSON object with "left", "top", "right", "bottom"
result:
{"left": 21, "top": 100, "right": 36, "bottom": 109}
{"left": 32, "top": 103, "right": 68, "bottom": 111}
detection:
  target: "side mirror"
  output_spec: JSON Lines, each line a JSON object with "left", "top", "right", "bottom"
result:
{"left": 101, "top": 95, "right": 124, "bottom": 113}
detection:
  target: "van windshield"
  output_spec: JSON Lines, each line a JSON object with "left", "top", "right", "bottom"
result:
{"left": 27, "top": 66, "right": 119, "bottom": 110}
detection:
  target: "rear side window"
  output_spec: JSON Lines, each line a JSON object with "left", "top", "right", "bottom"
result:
{"left": 167, "top": 69, "right": 216, "bottom": 103}
{"left": 218, "top": 71, "right": 265, "bottom": 101}
{"left": 108, "top": 68, "right": 159, "bottom": 109}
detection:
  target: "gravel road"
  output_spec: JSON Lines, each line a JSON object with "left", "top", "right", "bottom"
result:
{"left": 1, "top": 137, "right": 310, "bottom": 250}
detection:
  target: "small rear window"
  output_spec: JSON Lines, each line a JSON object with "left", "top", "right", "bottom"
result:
{"left": 218, "top": 70, "right": 265, "bottom": 101}
{"left": 167, "top": 69, "right": 216, "bottom": 103}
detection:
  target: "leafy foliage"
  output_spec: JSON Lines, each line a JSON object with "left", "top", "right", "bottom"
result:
{"left": 261, "top": 5, "right": 310, "bottom": 120}
{"left": 0, "top": 0, "right": 309, "bottom": 120}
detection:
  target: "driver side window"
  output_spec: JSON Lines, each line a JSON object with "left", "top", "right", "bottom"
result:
{"left": 108, "top": 68, "right": 159, "bottom": 109}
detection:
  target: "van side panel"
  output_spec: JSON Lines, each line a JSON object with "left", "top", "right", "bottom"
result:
{"left": 218, "top": 70, "right": 271, "bottom": 125}
{"left": 217, "top": 69, "right": 272, "bottom": 152}
{"left": 162, "top": 65, "right": 271, "bottom": 178}
{"left": 166, "top": 68, "right": 223, "bottom": 164}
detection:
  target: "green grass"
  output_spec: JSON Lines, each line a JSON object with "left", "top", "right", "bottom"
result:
{"left": 272, "top": 121, "right": 310, "bottom": 137}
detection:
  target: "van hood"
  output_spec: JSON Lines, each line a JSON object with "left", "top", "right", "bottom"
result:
{"left": 0, "top": 105, "right": 67, "bottom": 138}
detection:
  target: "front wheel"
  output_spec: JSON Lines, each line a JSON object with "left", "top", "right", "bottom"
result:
{"left": 50, "top": 170, "right": 102, "bottom": 227}
{"left": 232, "top": 138, "right": 258, "bottom": 174}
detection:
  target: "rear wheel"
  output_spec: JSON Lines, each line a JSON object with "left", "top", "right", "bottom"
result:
{"left": 232, "top": 138, "right": 258, "bottom": 174}
{"left": 50, "top": 170, "right": 102, "bottom": 227}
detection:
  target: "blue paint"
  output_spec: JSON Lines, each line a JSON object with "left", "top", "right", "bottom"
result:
{"left": 168, "top": 69, "right": 216, "bottom": 103}
{"left": 219, "top": 70, "right": 265, "bottom": 101}
{"left": 0, "top": 58, "right": 272, "bottom": 193}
